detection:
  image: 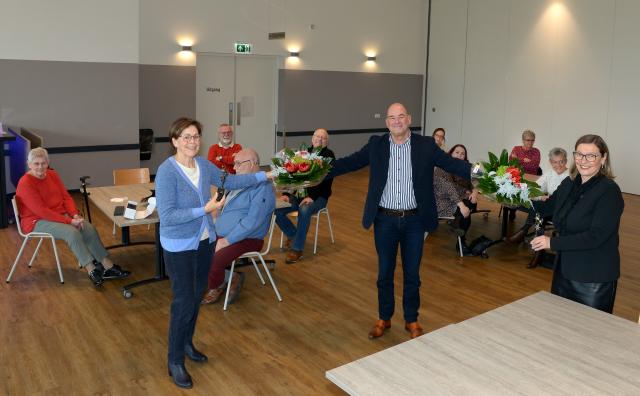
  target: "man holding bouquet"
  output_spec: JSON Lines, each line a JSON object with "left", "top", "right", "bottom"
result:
{"left": 329, "top": 103, "right": 471, "bottom": 339}
{"left": 275, "top": 128, "right": 335, "bottom": 264}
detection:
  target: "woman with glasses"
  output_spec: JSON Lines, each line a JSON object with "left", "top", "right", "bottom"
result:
{"left": 506, "top": 129, "right": 542, "bottom": 221}
{"left": 155, "top": 117, "right": 271, "bottom": 389}
{"left": 530, "top": 134, "right": 624, "bottom": 313}
{"left": 15, "top": 147, "right": 131, "bottom": 287}
{"left": 432, "top": 128, "right": 447, "bottom": 150}
{"left": 510, "top": 129, "right": 541, "bottom": 176}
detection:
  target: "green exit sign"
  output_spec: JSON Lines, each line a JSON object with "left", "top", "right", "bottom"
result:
{"left": 234, "top": 43, "right": 252, "bottom": 54}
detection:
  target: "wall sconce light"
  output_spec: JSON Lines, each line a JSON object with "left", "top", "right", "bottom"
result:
{"left": 289, "top": 51, "right": 300, "bottom": 58}
{"left": 181, "top": 45, "right": 193, "bottom": 52}
{"left": 367, "top": 55, "right": 376, "bottom": 62}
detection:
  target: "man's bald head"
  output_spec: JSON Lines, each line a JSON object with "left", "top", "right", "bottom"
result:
{"left": 233, "top": 148, "right": 260, "bottom": 174}
{"left": 385, "top": 102, "right": 412, "bottom": 140}
{"left": 312, "top": 128, "right": 329, "bottom": 148}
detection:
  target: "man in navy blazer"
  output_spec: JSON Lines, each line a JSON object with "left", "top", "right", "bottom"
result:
{"left": 331, "top": 103, "right": 471, "bottom": 339}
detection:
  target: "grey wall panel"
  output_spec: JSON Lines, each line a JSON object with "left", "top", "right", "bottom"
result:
{"left": 278, "top": 70, "right": 424, "bottom": 133}
{"left": 0, "top": 59, "right": 139, "bottom": 186}
{"left": 139, "top": 64, "right": 196, "bottom": 173}
{"left": 50, "top": 150, "right": 140, "bottom": 189}
{"left": 0, "top": 59, "right": 138, "bottom": 146}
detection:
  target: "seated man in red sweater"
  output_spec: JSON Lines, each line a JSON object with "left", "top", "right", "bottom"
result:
{"left": 207, "top": 123, "right": 242, "bottom": 174}
{"left": 15, "top": 148, "right": 130, "bottom": 287}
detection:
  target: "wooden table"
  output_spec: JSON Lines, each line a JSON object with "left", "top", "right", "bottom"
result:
{"left": 87, "top": 183, "right": 166, "bottom": 298}
{"left": 326, "top": 291, "right": 640, "bottom": 395}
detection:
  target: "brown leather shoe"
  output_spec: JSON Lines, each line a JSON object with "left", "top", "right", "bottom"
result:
{"left": 404, "top": 322, "right": 424, "bottom": 339}
{"left": 285, "top": 250, "right": 303, "bottom": 264}
{"left": 201, "top": 288, "right": 224, "bottom": 305}
{"left": 527, "top": 251, "right": 543, "bottom": 269}
{"left": 368, "top": 319, "right": 391, "bottom": 339}
{"left": 504, "top": 229, "right": 526, "bottom": 244}
{"left": 227, "top": 272, "right": 246, "bottom": 304}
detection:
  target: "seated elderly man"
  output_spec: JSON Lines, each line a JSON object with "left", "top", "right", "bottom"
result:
{"left": 15, "top": 147, "right": 130, "bottom": 287}
{"left": 275, "top": 128, "right": 335, "bottom": 264}
{"left": 207, "top": 123, "right": 242, "bottom": 174}
{"left": 201, "top": 148, "right": 275, "bottom": 305}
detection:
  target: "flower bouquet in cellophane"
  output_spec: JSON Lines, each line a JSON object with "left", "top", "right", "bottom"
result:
{"left": 271, "top": 144, "right": 333, "bottom": 195}
{"left": 475, "top": 149, "right": 543, "bottom": 208}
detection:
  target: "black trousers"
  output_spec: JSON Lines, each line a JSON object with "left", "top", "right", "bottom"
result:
{"left": 164, "top": 239, "right": 214, "bottom": 364}
{"left": 551, "top": 262, "right": 617, "bottom": 313}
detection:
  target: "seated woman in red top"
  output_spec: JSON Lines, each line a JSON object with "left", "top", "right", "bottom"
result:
{"left": 15, "top": 148, "right": 130, "bottom": 287}
{"left": 510, "top": 129, "right": 541, "bottom": 175}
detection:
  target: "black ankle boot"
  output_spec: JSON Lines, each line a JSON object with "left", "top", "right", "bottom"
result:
{"left": 185, "top": 344, "right": 208, "bottom": 362}
{"left": 168, "top": 363, "right": 193, "bottom": 389}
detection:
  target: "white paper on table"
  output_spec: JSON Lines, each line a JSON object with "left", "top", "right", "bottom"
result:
{"left": 134, "top": 197, "right": 156, "bottom": 219}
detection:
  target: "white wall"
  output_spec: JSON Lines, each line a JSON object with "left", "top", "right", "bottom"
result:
{"left": 427, "top": 0, "right": 640, "bottom": 194}
{"left": 139, "top": 0, "right": 427, "bottom": 74}
{"left": 0, "top": 0, "right": 139, "bottom": 63}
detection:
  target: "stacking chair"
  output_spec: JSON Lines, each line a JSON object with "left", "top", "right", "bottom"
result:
{"left": 113, "top": 168, "right": 151, "bottom": 186}
{"left": 223, "top": 215, "right": 282, "bottom": 311}
{"left": 279, "top": 206, "right": 335, "bottom": 254}
{"left": 112, "top": 168, "right": 151, "bottom": 234}
{"left": 6, "top": 197, "right": 64, "bottom": 284}
{"left": 425, "top": 208, "right": 492, "bottom": 258}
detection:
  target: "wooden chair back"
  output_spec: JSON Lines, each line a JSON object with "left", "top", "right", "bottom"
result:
{"left": 113, "top": 168, "right": 150, "bottom": 185}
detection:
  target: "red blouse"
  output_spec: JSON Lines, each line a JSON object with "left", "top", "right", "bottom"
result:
{"left": 510, "top": 146, "right": 541, "bottom": 175}
{"left": 15, "top": 169, "right": 79, "bottom": 233}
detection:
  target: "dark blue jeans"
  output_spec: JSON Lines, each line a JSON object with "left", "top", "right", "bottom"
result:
{"left": 275, "top": 196, "right": 327, "bottom": 251}
{"left": 373, "top": 213, "right": 425, "bottom": 323}
{"left": 163, "top": 239, "right": 214, "bottom": 364}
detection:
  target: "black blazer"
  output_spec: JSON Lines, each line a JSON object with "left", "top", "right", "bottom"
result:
{"left": 330, "top": 133, "right": 471, "bottom": 231}
{"left": 542, "top": 176, "right": 624, "bottom": 282}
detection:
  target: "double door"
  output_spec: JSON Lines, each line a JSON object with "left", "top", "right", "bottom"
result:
{"left": 196, "top": 54, "right": 278, "bottom": 165}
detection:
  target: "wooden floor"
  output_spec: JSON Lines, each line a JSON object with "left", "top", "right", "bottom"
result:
{"left": 1, "top": 169, "right": 638, "bottom": 395}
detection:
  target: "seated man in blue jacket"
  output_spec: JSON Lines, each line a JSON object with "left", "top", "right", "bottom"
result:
{"left": 201, "top": 148, "right": 275, "bottom": 305}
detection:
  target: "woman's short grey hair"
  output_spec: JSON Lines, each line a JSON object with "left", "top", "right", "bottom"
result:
{"left": 522, "top": 129, "right": 536, "bottom": 140}
{"left": 548, "top": 147, "right": 567, "bottom": 161}
{"left": 27, "top": 147, "right": 49, "bottom": 164}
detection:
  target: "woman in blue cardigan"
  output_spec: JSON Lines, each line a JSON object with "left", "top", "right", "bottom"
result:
{"left": 156, "top": 117, "right": 269, "bottom": 389}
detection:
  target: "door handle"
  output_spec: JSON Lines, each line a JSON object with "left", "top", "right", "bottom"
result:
{"left": 228, "top": 102, "right": 233, "bottom": 125}
{"left": 236, "top": 102, "right": 241, "bottom": 126}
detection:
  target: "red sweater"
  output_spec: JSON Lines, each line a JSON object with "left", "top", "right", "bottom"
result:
{"left": 207, "top": 143, "right": 242, "bottom": 174}
{"left": 510, "top": 146, "right": 541, "bottom": 175}
{"left": 15, "top": 169, "right": 79, "bottom": 233}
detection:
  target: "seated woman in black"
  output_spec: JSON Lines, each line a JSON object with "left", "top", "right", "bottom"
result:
{"left": 433, "top": 144, "right": 478, "bottom": 255}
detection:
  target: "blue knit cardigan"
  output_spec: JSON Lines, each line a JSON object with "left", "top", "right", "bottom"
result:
{"left": 155, "top": 156, "right": 267, "bottom": 252}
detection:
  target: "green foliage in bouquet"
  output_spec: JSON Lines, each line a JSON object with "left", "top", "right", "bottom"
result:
{"left": 476, "top": 149, "right": 543, "bottom": 208}
{"left": 271, "top": 143, "right": 333, "bottom": 186}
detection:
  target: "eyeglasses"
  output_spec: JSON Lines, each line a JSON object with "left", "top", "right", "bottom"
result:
{"left": 386, "top": 114, "right": 408, "bottom": 122}
{"left": 523, "top": 139, "right": 535, "bottom": 142}
{"left": 180, "top": 134, "right": 201, "bottom": 143}
{"left": 233, "top": 159, "right": 252, "bottom": 167}
{"left": 573, "top": 152, "right": 600, "bottom": 162}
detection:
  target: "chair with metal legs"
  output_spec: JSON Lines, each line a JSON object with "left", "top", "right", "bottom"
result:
{"left": 6, "top": 197, "right": 65, "bottom": 284}
{"left": 223, "top": 215, "right": 282, "bottom": 311}
{"left": 279, "top": 206, "right": 335, "bottom": 254}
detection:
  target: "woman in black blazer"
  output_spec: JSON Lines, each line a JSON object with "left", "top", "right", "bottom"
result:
{"left": 531, "top": 134, "right": 624, "bottom": 313}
